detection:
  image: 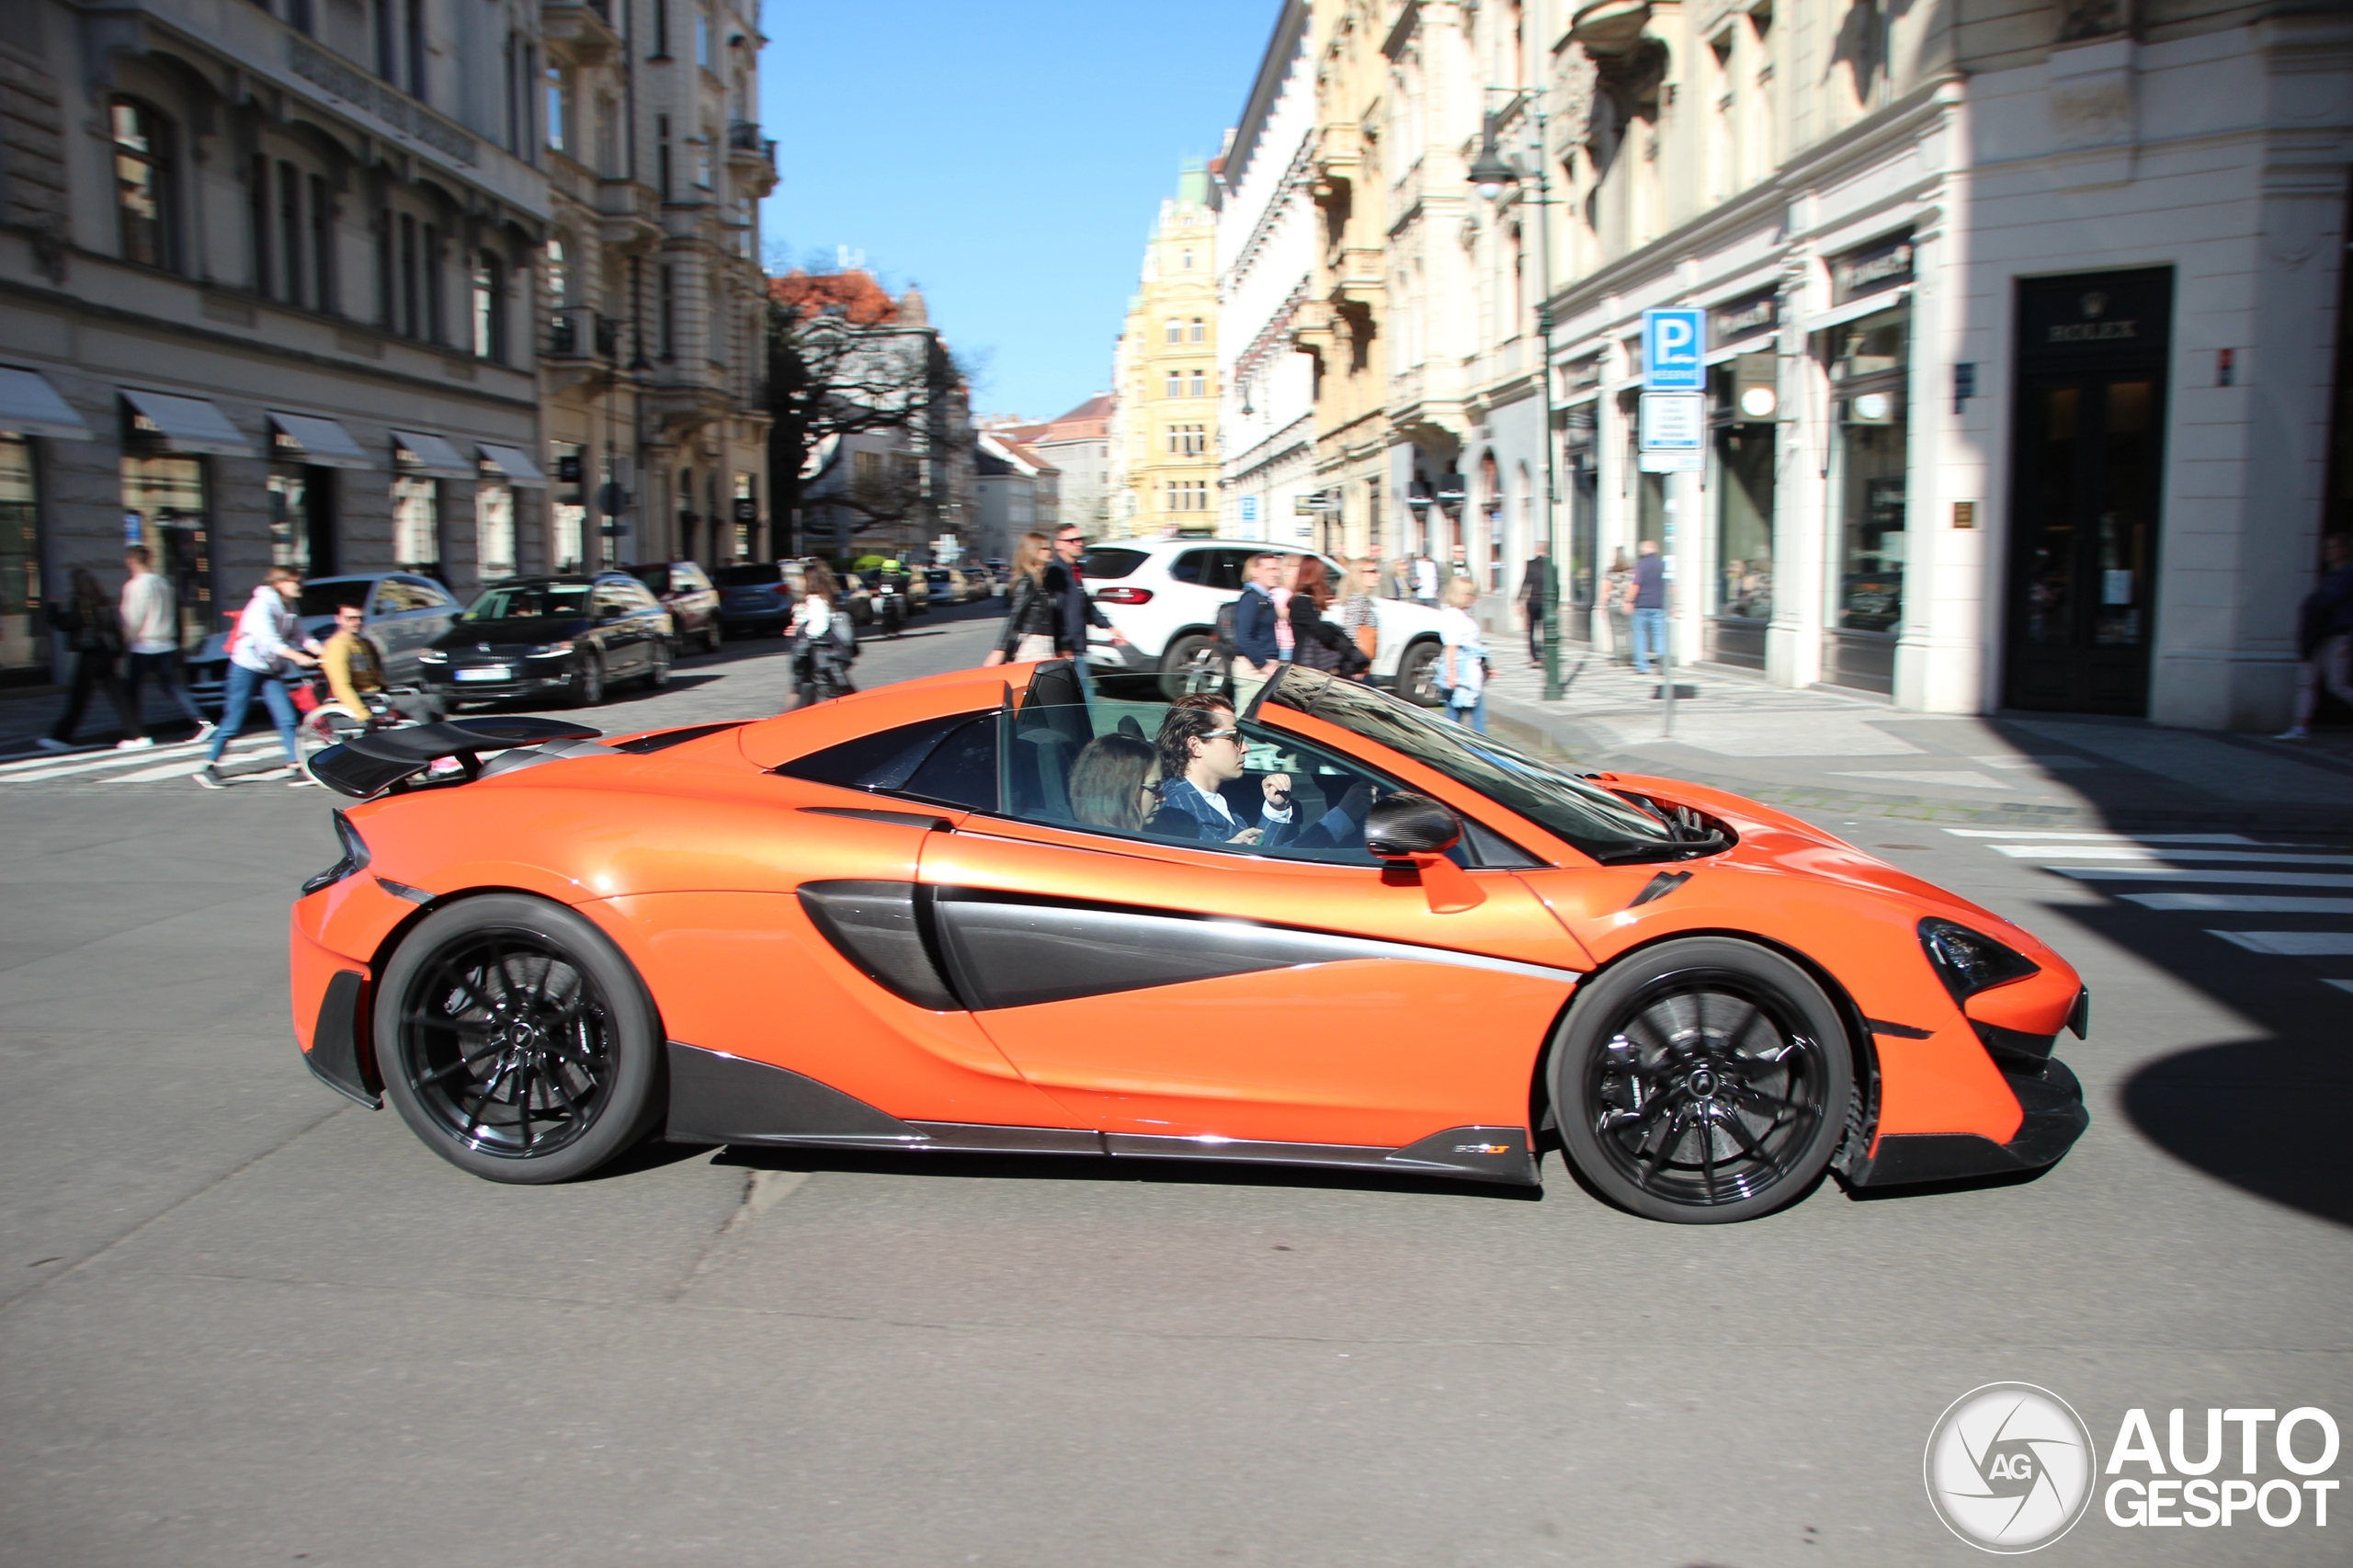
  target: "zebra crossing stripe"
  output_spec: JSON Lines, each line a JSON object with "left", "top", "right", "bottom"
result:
{"left": 2049, "top": 867, "right": 2353, "bottom": 888}
{"left": 0, "top": 735, "right": 280, "bottom": 784}
{"left": 2120, "top": 893, "right": 2353, "bottom": 914}
{"left": 1991, "top": 846, "right": 2353, "bottom": 867}
{"left": 1943, "top": 829, "right": 2261, "bottom": 844}
{"left": 2208, "top": 932, "right": 2353, "bottom": 957}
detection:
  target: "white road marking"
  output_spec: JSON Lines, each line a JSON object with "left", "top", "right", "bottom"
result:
{"left": 1833, "top": 769, "right": 2008, "bottom": 790}
{"left": 1943, "top": 829, "right": 2263, "bottom": 844}
{"left": 0, "top": 736, "right": 277, "bottom": 783}
{"left": 2208, "top": 931, "right": 2353, "bottom": 957}
{"left": 108, "top": 758, "right": 224, "bottom": 783}
{"left": 2120, "top": 893, "right": 2353, "bottom": 914}
{"left": 2049, "top": 868, "right": 2353, "bottom": 888}
{"left": 2325, "top": 980, "right": 2353, "bottom": 997}
{"left": 1990, "top": 846, "right": 2353, "bottom": 867}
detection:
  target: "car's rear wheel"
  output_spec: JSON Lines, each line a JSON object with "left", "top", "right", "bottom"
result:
{"left": 1395, "top": 638, "right": 1445, "bottom": 707}
{"left": 1161, "top": 632, "right": 1225, "bottom": 701}
{"left": 704, "top": 622, "right": 722, "bottom": 654}
{"left": 373, "top": 894, "right": 666, "bottom": 1184}
{"left": 569, "top": 650, "right": 604, "bottom": 708}
{"left": 642, "top": 638, "right": 672, "bottom": 689}
{"left": 1552, "top": 937, "right": 1853, "bottom": 1223}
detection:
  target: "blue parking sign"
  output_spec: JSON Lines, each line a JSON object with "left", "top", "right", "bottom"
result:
{"left": 1643, "top": 307, "right": 1706, "bottom": 392}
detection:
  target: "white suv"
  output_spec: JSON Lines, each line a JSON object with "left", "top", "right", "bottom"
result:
{"left": 1078, "top": 539, "right": 1451, "bottom": 704}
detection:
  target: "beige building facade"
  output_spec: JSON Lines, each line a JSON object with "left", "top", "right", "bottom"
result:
{"left": 1109, "top": 166, "right": 1221, "bottom": 538}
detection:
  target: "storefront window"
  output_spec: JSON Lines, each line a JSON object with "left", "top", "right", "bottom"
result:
{"left": 1824, "top": 304, "right": 1910, "bottom": 689}
{"left": 475, "top": 483, "right": 517, "bottom": 581}
{"left": 391, "top": 473, "right": 439, "bottom": 577}
{"left": 266, "top": 463, "right": 335, "bottom": 576}
{"left": 121, "top": 453, "right": 209, "bottom": 649}
{"left": 0, "top": 436, "right": 41, "bottom": 679}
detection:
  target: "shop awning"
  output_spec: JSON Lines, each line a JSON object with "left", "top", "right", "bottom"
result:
{"left": 1704, "top": 333, "right": 1779, "bottom": 366}
{"left": 0, "top": 368, "right": 94, "bottom": 440}
{"left": 390, "top": 429, "right": 475, "bottom": 481}
{"left": 476, "top": 443, "right": 548, "bottom": 485}
{"left": 121, "top": 389, "right": 252, "bottom": 456}
{"left": 268, "top": 412, "right": 374, "bottom": 471}
{"left": 1801, "top": 286, "right": 1913, "bottom": 336}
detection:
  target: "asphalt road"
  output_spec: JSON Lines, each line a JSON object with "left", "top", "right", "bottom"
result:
{"left": 2, "top": 598, "right": 2347, "bottom": 1567}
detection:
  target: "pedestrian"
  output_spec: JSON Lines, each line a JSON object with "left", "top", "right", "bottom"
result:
{"left": 1230, "top": 550, "right": 1284, "bottom": 710}
{"left": 1042, "top": 526, "right": 1127, "bottom": 660}
{"left": 1630, "top": 540, "right": 1667, "bottom": 676}
{"left": 1603, "top": 549, "right": 1633, "bottom": 663}
{"left": 38, "top": 568, "right": 138, "bottom": 753}
{"left": 1437, "top": 574, "right": 1490, "bottom": 733}
{"left": 1411, "top": 551, "right": 1439, "bottom": 607}
{"left": 1285, "top": 556, "right": 1366, "bottom": 676}
{"left": 319, "top": 600, "right": 445, "bottom": 726}
{"left": 193, "top": 566, "right": 319, "bottom": 787}
{"left": 2279, "top": 531, "right": 2353, "bottom": 740}
{"left": 117, "top": 545, "right": 212, "bottom": 748}
{"left": 1386, "top": 557, "right": 1412, "bottom": 601}
{"left": 783, "top": 561, "right": 855, "bottom": 709}
{"left": 983, "top": 530, "right": 1056, "bottom": 665}
{"left": 1518, "top": 545, "right": 1552, "bottom": 667}
{"left": 1338, "top": 557, "right": 1381, "bottom": 673}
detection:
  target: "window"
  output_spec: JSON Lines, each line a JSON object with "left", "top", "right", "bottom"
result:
{"left": 696, "top": 8, "right": 712, "bottom": 70}
{"left": 546, "top": 237, "right": 568, "bottom": 308}
{"left": 310, "top": 173, "right": 335, "bottom": 312}
{"left": 1188, "top": 369, "right": 1207, "bottom": 398}
{"left": 1188, "top": 317, "right": 1205, "bottom": 343}
{"left": 778, "top": 710, "right": 1002, "bottom": 813}
{"left": 111, "top": 100, "right": 173, "bottom": 270}
{"left": 694, "top": 137, "right": 712, "bottom": 189}
{"left": 658, "top": 265, "right": 676, "bottom": 358}
{"left": 1164, "top": 481, "right": 1208, "bottom": 513}
{"left": 247, "top": 155, "right": 271, "bottom": 296}
{"left": 390, "top": 473, "right": 438, "bottom": 573}
{"left": 1165, "top": 319, "right": 1182, "bottom": 345}
{"left": 396, "top": 212, "right": 420, "bottom": 336}
{"left": 1181, "top": 250, "right": 1193, "bottom": 270}
{"left": 278, "top": 161, "right": 304, "bottom": 309}
{"left": 422, "top": 223, "right": 443, "bottom": 343}
{"left": 472, "top": 253, "right": 505, "bottom": 361}
{"left": 545, "top": 64, "right": 567, "bottom": 153}
{"left": 1164, "top": 369, "right": 1180, "bottom": 398}
{"left": 1165, "top": 425, "right": 1205, "bottom": 457}
{"left": 406, "top": 0, "right": 428, "bottom": 102}
{"left": 0, "top": 436, "right": 42, "bottom": 676}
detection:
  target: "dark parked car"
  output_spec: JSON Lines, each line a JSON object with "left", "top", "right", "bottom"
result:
{"left": 713, "top": 562, "right": 791, "bottom": 637}
{"left": 420, "top": 574, "right": 673, "bottom": 709}
{"left": 188, "top": 572, "right": 459, "bottom": 713}
{"left": 626, "top": 561, "right": 722, "bottom": 653}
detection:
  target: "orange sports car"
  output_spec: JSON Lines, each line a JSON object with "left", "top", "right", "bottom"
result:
{"left": 289, "top": 660, "right": 2089, "bottom": 1223}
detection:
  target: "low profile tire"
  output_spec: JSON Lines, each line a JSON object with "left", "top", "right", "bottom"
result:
{"left": 373, "top": 894, "right": 666, "bottom": 1185}
{"left": 1395, "top": 638, "right": 1445, "bottom": 707}
{"left": 1552, "top": 937, "right": 1854, "bottom": 1224}
{"left": 1161, "top": 632, "right": 1225, "bottom": 701}
{"left": 569, "top": 650, "right": 604, "bottom": 708}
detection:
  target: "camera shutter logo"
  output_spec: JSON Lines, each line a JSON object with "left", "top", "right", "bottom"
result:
{"left": 1924, "top": 1383, "right": 2096, "bottom": 1552}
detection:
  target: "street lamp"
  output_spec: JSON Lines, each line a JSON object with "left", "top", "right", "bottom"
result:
{"left": 1473, "top": 88, "right": 1565, "bottom": 700}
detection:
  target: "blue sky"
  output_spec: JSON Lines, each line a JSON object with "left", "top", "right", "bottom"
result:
{"left": 757, "top": 0, "right": 1287, "bottom": 422}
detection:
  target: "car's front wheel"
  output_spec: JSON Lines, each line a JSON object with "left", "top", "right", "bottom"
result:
{"left": 642, "top": 638, "right": 672, "bottom": 689}
{"left": 704, "top": 621, "right": 723, "bottom": 654}
{"left": 1395, "top": 638, "right": 1445, "bottom": 707}
{"left": 569, "top": 650, "right": 604, "bottom": 708}
{"left": 1161, "top": 632, "right": 1225, "bottom": 701}
{"left": 373, "top": 894, "right": 666, "bottom": 1184}
{"left": 1552, "top": 937, "right": 1854, "bottom": 1223}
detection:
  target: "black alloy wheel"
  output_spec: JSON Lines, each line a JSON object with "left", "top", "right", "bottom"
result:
{"left": 570, "top": 649, "right": 604, "bottom": 708}
{"left": 1162, "top": 632, "right": 1224, "bottom": 701}
{"left": 1552, "top": 937, "right": 1855, "bottom": 1223}
{"left": 1396, "top": 639, "right": 1446, "bottom": 707}
{"left": 373, "top": 894, "right": 665, "bottom": 1184}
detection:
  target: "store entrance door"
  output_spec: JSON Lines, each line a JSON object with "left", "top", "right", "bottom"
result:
{"left": 2004, "top": 269, "right": 2172, "bottom": 716}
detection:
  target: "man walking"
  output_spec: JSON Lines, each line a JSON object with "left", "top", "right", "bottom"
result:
{"left": 2279, "top": 532, "right": 2353, "bottom": 740}
{"left": 1630, "top": 538, "right": 1667, "bottom": 676}
{"left": 1518, "top": 545, "right": 1552, "bottom": 667}
{"left": 1042, "top": 527, "right": 1127, "bottom": 661}
{"left": 117, "top": 545, "right": 211, "bottom": 748}
{"left": 1230, "top": 551, "right": 1284, "bottom": 711}
{"left": 38, "top": 567, "right": 136, "bottom": 753}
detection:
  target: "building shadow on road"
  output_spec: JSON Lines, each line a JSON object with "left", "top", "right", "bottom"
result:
{"left": 704, "top": 1142, "right": 1544, "bottom": 1202}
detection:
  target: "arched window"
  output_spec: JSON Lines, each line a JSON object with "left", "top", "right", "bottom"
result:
{"left": 472, "top": 252, "right": 506, "bottom": 361}
{"left": 1188, "top": 317, "right": 1205, "bottom": 343}
{"left": 110, "top": 99, "right": 174, "bottom": 271}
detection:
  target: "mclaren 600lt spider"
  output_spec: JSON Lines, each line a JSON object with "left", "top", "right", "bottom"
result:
{"left": 290, "top": 660, "right": 2089, "bottom": 1223}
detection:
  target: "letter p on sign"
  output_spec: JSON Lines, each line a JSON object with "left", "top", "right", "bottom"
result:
{"left": 1644, "top": 308, "right": 1707, "bottom": 392}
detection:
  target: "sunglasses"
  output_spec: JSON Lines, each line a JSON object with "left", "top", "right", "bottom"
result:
{"left": 1200, "top": 727, "right": 1238, "bottom": 741}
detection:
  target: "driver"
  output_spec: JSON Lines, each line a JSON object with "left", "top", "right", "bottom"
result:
{"left": 320, "top": 602, "right": 445, "bottom": 726}
{"left": 1147, "top": 698, "right": 1373, "bottom": 850}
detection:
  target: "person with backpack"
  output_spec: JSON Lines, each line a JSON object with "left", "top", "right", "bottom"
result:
{"left": 784, "top": 560, "right": 857, "bottom": 709}
{"left": 193, "top": 566, "right": 320, "bottom": 788}
{"left": 37, "top": 568, "right": 139, "bottom": 753}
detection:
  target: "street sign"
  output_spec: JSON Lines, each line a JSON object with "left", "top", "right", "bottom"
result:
{"left": 1638, "top": 391, "right": 1706, "bottom": 472}
{"left": 1643, "top": 307, "right": 1706, "bottom": 392}
{"left": 1239, "top": 495, "right": 1259, "bottom": 525}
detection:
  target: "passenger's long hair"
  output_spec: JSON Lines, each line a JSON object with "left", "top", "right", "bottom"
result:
{"left": 1010, "top": 531, "right": 1050, "bottom": 585}
{"left": 1294, "top": 555, "right": 1334, "bottom": 610}
{"left": 1067, "top": 733, "right": 1156, "bottom": 832}
{"left": 802, "top": 560, "right": 838, "bottom": 605}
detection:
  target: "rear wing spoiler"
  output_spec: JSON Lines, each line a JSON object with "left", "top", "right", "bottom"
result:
{"left": 309, "top": 716, "right": 605, "bottom": 800}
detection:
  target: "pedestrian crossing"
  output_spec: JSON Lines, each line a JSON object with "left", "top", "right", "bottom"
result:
{"left": 1944, "top": 826, "right": 2353, "bottom": 994}
{"left": 0, "top": 733, "right": 294, "bottom": 788}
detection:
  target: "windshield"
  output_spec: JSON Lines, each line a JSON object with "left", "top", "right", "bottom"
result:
{"left": 465, "top": 583, "right": 593, "bottom": 621}
{"left": 713, "top": 564, "right": 780, "bottom": 588}
{"left": 298, "top": 581, "right": 371, "bottom": 617}
{"left": 1266, "top": 666, "right": 1687, "bottom": 864}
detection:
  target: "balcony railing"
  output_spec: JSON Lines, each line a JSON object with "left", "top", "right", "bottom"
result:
{"left": 725, "top": 121, "right": 777, "bottom": 169}
{"left": 547, "top": 305, "right": 619, "bottom": 361}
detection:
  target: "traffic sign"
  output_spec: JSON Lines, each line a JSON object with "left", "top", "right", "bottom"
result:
{"left": 1643, "top": 307, "right": 1706, "bottom": 392}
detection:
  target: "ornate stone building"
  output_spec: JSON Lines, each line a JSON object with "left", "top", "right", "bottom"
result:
{"left": 1108, "top": 165, "right": 1221, "bottom": 538}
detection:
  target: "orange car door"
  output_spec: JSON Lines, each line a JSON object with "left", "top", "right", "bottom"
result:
{"left": 916, "top": 816, "right": 1586, "bottom": 1152}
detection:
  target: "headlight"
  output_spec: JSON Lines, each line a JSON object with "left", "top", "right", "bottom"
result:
{"left": 301, "top": 811, "right": 371, "bottom": 896}
{"left": 419, "top": 649, "right": 448, "bottom": 664}
{"left": 1918, "top": 917, "right": 2039, "bottom": 1004}
{"left": 528, "top": 642, "right": 574, "bottom": 657}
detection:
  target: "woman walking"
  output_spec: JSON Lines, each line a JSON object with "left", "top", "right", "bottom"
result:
{"left": 1437, "top": 575, "right": 1490, "bottom": 733}
{"left": 39, "top": 569, "right": 139, "bottom": 753}
{"left": 1288, "top": 556, "right": 1370, "bottom": 678}
{"left": 983, "top": 531, "right": 1056, "bottom": 665}
{"left": 193, "top": 566, "right": 318, "bottom": 788}
{"left": 784, "top": 561, "right": 854, "bottom": 709}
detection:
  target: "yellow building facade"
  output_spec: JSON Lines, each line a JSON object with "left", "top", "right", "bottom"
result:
{"left": 1111, "top": 167, "right": 1220, "bottom": 538}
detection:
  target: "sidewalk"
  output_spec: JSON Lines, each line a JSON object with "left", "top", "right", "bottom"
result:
{"left": 1481, "top": 646, "right": 2353, "bottom": 832}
